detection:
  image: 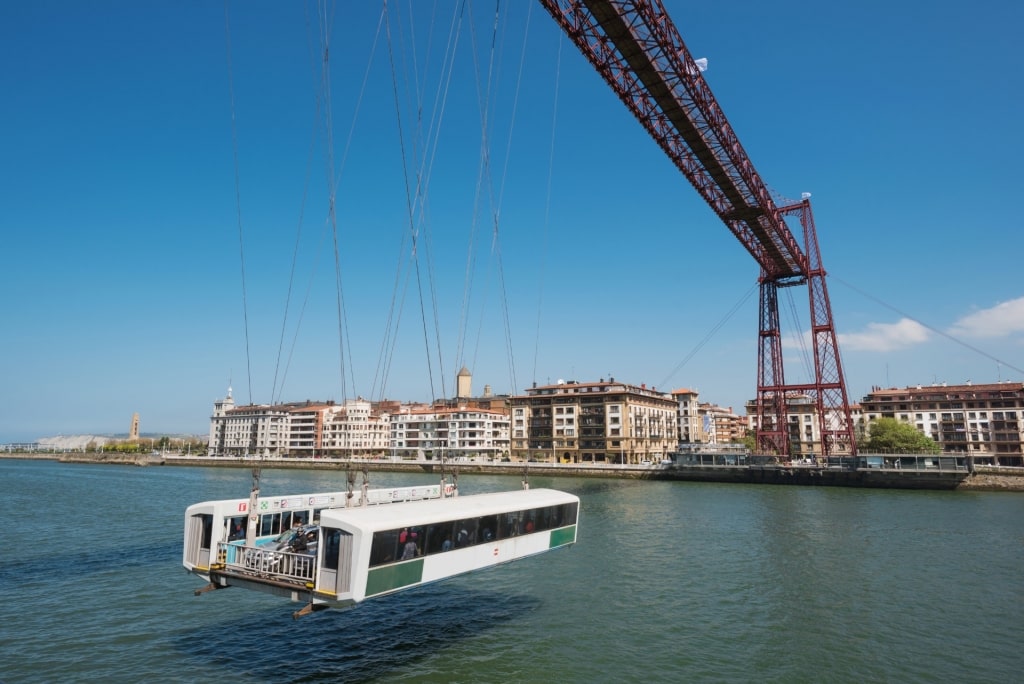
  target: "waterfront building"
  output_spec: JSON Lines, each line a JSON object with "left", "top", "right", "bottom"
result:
{"left": 284, "top": 399, "right": 391, "bottom": 459}
{"left": 510, "top": 378, "right": 677, "bottom": 464}
{"left": 209, "top": 396, "right": 290, "bottom": 458}
{"left": 390, "top": 404, "right": 510, "bottom": 461}
{"left": 207, "top": 368, "right": 509, "bottom": 460}
{"left": 858, "top": 381, "right": 1024, "bottom": 465}
{"left": 321, "top": 399, "right": 390, "bottom": 458}
{"left": 744, "top": 395, "right": 817, "bottom": 457}
{"left": 209, "top": 397, "right": 389, "bottom": 459}
{"left": 745, "top": 395, "right": 859, "bottom": 457}
{"left": 285, "top": 402, "right": 326, "bottom": 457}
{"left": 208, "top": 387, "right": 236, "bottom": 456}
{"left": 207, "top": 386, "right": 328, "bottom": 458}
{"left": 700, "top": 402, "right": 746, "bottom": 445}
{"left": 672, "top": 388, "right": 703, "bottom": 444}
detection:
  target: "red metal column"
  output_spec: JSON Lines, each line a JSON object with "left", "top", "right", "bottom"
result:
{"left": 756, "top": 278, "right": 789, "bottom": 455}
{"left": 780, "top": 200, "right": 857, "bottom": 456}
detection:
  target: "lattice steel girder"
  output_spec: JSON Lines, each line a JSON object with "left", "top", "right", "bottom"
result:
{"left": 538, "top": 0, "right": 807, "bottom": 279}
{"left": 540, "top": 0, "right": 856, "bottom": 456}
{"left": 779, "top": 200, "right": 857, "bottom": 456}
{"left": 756, "top": 279, "right": 790, "bottom": 455}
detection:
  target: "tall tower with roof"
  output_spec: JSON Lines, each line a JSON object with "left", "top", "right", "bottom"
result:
{"left": 456, "top": 367, "right": 472, "bottom": 399}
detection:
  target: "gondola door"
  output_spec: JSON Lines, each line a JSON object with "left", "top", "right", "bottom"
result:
{"left": 186, "top": 514, "right": 213, "bottom": 569}
{"left": 319, "top": 527, "right": 354, "bottom": 596}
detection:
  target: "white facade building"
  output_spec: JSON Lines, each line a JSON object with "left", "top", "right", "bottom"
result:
{"left": 321, "top": 399, "right": 390, "bottom": 457}
{"left": 859, "top": 382, "right": 1024, "bottom": 464}
{"left": 390, "top": 406, "right": 510, "bottom": 460}
{"left": 208, "top": 392, "right": 508, "bottom": 460}
{"left": 208, "top": 389, "right": 290, "bottom": 458}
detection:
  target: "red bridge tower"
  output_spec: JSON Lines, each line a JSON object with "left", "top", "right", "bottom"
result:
{"left": 538, "top": 0, "right": 856, "bottom": 456}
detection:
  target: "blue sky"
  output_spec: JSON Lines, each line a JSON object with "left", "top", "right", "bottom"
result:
{"left": 2, "top": 1, "right": 1022, "bottom": 443}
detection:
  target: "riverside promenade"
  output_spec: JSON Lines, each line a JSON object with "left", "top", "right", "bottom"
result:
{"left": 8, "top": 451, "right": 1022, "bottom": 492}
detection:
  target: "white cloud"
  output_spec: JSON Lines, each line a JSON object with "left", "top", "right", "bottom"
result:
{"left": 838, "top": 318, "right": 931, "bottom": 352}
{"left": 947, "top": 296, "right": 1024, "bottom": 339}
{"left": 780, "top": 330, "right": 807, "bottom": 348}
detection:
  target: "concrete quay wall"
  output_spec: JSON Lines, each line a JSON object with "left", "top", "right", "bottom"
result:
{"left": 155, "top": 457, "right": 973, "bottom": 490}
{"left": 4, "top": 453, "right": 1021, "bottom": 491}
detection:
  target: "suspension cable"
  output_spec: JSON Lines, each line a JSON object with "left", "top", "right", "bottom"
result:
{"left": 417, "top": 2, "right": 468, "bottom": 402}
{"left": 314, "top": 0, "right": 358, "bottom": 403}
{"left": 463, "top": 0, "right": 528, "bottom": 395}
{"left": 533, "top": 35, "right": 562, "bottom": 386}
{"left": 269, "top": 2, "right": 326, "bottom": 405}
{"left": 384, "top": 0, "right": 440, "bottom": 401}
{"left": 223, "top": 0, "right": 254, "bottom": 406}
{"left": 832, "top": 275, "right": 1024, "bottom": 375}
{"left": 658, "top": 283, "right": 758, "bottom": 388}
{"left": 782, "top": 286, "right": 814, "bottom": 385}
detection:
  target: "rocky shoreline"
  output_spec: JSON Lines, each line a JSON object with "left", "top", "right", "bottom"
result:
{"left": 955, "top": 469, "right": 1024, "bottom": 492}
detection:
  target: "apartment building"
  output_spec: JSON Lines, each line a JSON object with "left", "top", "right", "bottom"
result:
{"left": 672, "top": 388, "right": 703, "bottom": 444}
{"left": 208, "top": 388, "right": 290, "bottom": 458}
{"left": 319, "top": 399, "right": 390, "bottom": 458}
{"left": 744, "top": 396, "right": 862, "bottom": 457}
{"left": 390, "top": 405, "right": 510, "bottom": 460}
{"left": 859, "top": 382, "right": 1024, "bottom": 464}
{"left": 209, "top": 368, "right": 511, "bottom": 459}
{"left": 510, "top": 378, "right": 677, "bottom": 464}
{"left": 699, "top": 403, "right": 746, "bottom": 445}
{"left": 208, "top": 389, "right": 388, "bottom": 458}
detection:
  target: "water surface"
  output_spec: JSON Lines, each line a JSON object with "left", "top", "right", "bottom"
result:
{"left": 0, "top": 459, "right": 1020, "bottom": 682}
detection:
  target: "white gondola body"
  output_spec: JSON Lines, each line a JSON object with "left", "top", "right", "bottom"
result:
{"left": 183, "top": 487, "right": 579, "bottom": 610}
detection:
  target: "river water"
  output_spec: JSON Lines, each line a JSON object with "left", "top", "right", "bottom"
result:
{"left": 0, "top": 459, "right": 1020, "bottom": 683}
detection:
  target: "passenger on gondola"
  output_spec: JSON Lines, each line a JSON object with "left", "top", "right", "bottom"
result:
{"left": 400, "top": 535, "right": 418, "bottom": 560}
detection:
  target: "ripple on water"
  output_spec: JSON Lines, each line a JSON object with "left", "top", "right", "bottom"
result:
{"left": 1, "top": 463, "right": 1021, "bottom": 683}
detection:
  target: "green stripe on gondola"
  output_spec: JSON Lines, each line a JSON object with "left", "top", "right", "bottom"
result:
{"left": 549, "top": 525, "right": 576, "bottom": 548}
{"left": 366, "top": 559, "right": 425, "bottom": 597}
